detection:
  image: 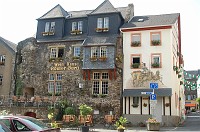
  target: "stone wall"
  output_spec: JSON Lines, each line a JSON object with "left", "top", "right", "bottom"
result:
{"left": 15, "top": 36, "right": 123, "bottom": 121}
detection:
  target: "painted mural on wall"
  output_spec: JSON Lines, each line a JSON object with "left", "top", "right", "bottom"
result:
{"left": 127, "top": 65, "right": 165, "bottom": 88}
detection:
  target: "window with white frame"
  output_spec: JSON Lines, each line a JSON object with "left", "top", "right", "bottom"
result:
{"left": 74, "top": 47, "right": 81, "bottom": 57}
{"left": 91, "top": 47, "right": 98, "bottom": 58}
{"left": 0, "top": 55, "right": 5, "bottom": 65}
{"left": 48, "top": 73, "right": 62, "bottom": 94}
{"left": 78, "top": 21, "right": 83, "bottom": 31}
{"left": 0, "top": 75, "right": 3, "bottom": 85}
{"left": 92, "top": 72, "right": 108, "bottom": 95}
{"left": 152, "top": 54, "right": 161, "bottom": 68}
{"left": 50, "top": 47, "right": 64, "bottom": 58}
{"left": 100, "top": 47, "right": 107, "bottom": 58}
{"left": 72, "top": 22, "right": 77, "bottom": 31}
{"left": 97, "top": 17, "right": 109, "bottom": 29}
{"left": 104, "top": 17, "right": 109, "bottom": 28}
{"left": 45, "top": 22, "right": 55, "bottom": 32}
{"left": 72, "top": 21, "right": 83, "bottom": 31}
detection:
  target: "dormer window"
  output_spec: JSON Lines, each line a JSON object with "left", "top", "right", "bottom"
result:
{"left": 96, "top": 17, "right": 109, "bottom": 32}
{"left": 71, "top": 21, "right": 83, "bottom": 35}
{"left": 42, "top": 22, "right": 55, "bottom": 36}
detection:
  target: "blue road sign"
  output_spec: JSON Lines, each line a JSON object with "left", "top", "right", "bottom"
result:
{"left": 150, "top": 94, "right": 157, "bottom": 100}
{"left": 150, "top": 83, "right": 158, "bottom": 89}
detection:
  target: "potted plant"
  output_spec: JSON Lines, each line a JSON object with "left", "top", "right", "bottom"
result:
{"left": 115, "top": 116, "right": 128, "bottom": 132}
{"left": 79, "top": 104, "right": 93, "bottom": 132}
{"left": 151, "top": 63, "right": 160, "bottom": 68}
{"left": 131, "top": 41, "right": 141, "bottom": 47}
{"left": 146, "top": 118, "right": 160, "bottom": 131}
{"left": 151, "top": 40, "right": 160, "bottom": 45}
{"left": 132, "top": 63, "right": 140, "bottom": 68}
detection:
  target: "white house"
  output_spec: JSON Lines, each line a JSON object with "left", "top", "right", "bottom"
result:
{"left": 120, "top": 13, "right": 185, "bottom": 126}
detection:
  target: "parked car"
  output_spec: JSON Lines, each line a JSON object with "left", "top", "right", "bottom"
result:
{"left": 0, "top": 121, "right": 12, "bottom": 132}
{"left": 0, "top": 115, "right": 61, "bottom": 132}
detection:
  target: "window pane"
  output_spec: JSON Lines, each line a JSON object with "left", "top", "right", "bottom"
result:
{"left": 58, "top": 48, "right": 64, "bottom": 58}
{"left": 0, "top": 75, "right": 3, "bottom": 85}
{"left": 97, "top": 18, "right": 103, "bottom": 28}
{"left": 93, "top": 81, "right": 100, "bottom": 94}
{"left": 132, "top": 35, "right": 140, "bottom": 42}
{"left": 56, "top": 82, "right": 62, "bottom": 93}
{"left": 45, "top": 22, "right": 50, "bottom": 32}
{"left": 102, "top": 81, "right": 108, "bottom": 94}
{"left": 91, "top": 47, "right": 98, "bottom": 58}
{"left": 93, "top": 73, "right": 100, "bottom": 79}
{"left": 78, "top": 21, "right": 83, "bottom": 31}
{"left": 50, "top": 22, "right": 55, "bottom": 32}
{"left": 48, "top": 82, "right": 54, "bottom": 93}
{"left": 56, "top": 74, "right": 62, "bottom": 80}
{"left": 50, "top": 48, "right": 57, "bottom": 58}
{"left": 72, "top": 22, "right": 77, "bottom": 31}
{"left": 153, "top": 57, "right": 160, "bottom": 63}
{"left": 104, "top": 17, "right": 109, "bottom": 28}
{"left": 100, "top": 47, "right": 107, "bottom": 57}
{"left": 49, "top": 74, "right": 54, "bottom": 80}
{"left": 133, "top": 97, "right": 139, "bottom": 104}
{"left": 132, "top": 57, "right": 140, "bottom": 63}
{"left": 102, "top": 72, "right": 108, "bottom": 79}
{"left": 152, "top": 34, "right": 160, "bottom": 40}
{"left": 74, "top": 47, "right": 80, "bottom": 57}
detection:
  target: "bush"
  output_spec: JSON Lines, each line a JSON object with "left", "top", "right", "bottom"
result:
{"left": 65, "top": 107, "right": 76, "bottom": 115}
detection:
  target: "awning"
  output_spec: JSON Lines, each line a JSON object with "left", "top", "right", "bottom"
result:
{"left": 185, "top": 104, "right": 196, "bottom": 107}
{"left": 123, "top": 88, "right": 172, "bottom": 97}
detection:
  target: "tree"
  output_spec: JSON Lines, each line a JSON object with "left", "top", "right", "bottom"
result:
{"left": 196, "top": 98, "right": 200, "bottom": 109}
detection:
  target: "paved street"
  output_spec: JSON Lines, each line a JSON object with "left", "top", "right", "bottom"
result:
{"left": 61, "top": 112, "right": 200, "bottom": 132}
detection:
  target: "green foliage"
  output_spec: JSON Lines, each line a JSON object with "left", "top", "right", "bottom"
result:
{"left": 0, "top": 110, "right": 9, "bottom": 115}
{"left": 132, "top": 63, "right": 140, "bottom": 68}
{"left": 115, "top": 116, "right": 128, "bottom": 129}
{"left": 79, "top": 104, "right": 93, "bottom": 117}
{"left": 65, "top": 107, "right": 76, "bottom": 115}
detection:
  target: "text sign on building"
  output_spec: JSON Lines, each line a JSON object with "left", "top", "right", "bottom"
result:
{"left": 150, "top": 94, "right": 157, "bottom": 100}
{"left": 150, "top": 83, "right": 158, "bottom": 89}
{"left": 141, "top": 92, "right": 153, "bottom": 95}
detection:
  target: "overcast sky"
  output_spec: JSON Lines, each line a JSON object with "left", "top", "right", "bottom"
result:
{"left": 0, "top": 0, "right": 199, "bottom": 71}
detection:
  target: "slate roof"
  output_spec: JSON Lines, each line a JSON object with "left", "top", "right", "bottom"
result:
{"left": 38, "top": 4, "right": 69, "bottom": 19}
{"left": 0, "top": 36, "right": 17, "bottom": 53}
{"left": 83, "top": 35, "right": 118, "bottom": 46}
{"left": 121, "top": 13, "right": 180, "bottom": 29}
{"left": 38, "top": 0, "right": 133, "bottom": 20}
{"left": 123, "top": 88, "right": 172, "bottom": 97}
{"left": 90, "top": 0, "right": 118, "bottom": 15}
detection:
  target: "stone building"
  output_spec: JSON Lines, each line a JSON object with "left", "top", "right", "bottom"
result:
{"left": 0, "top": 36, "right": 16, "bottom": 96}
{"left": 16, "top": 0, "right": 134, "bottom": 118}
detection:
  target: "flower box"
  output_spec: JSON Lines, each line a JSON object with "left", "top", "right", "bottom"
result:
{"left": 151, "top": 63, "right": 160, "bottom": 68}
{"left": 151, "top": 40, "right": 160, "bottom": 45}
{"left": 147, "top": 122, "right": 160, "bottom": 131}
{"left": 132, "top": 63, "right": 140, "bottom": 68}
{"left": 99, "top": 57, "right": 107, "bottom": 61}
{"left": 70, "top": 30, "right": 82, "bottom": 35}
{"left": 90, "top": 57, "right": 97, "bottom": 61}
{"left": 131, "top": 41, "right": 141, "bottom": 47}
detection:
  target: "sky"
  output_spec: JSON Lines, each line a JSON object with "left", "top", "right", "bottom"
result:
{"left": 0, "top": 0, "right": 200, "bottom": 71}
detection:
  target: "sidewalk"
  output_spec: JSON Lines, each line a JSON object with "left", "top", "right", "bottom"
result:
{"left": 61, "top": 125, "right": 178, "bottom": 132}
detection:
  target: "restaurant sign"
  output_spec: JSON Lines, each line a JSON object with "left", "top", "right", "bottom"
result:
{"left": 50, "top": 62, "right": 79, "bottom": 71}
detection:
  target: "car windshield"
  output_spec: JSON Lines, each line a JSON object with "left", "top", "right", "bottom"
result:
{"left": 21, "top": 117, "right": 49, "bottom": 130}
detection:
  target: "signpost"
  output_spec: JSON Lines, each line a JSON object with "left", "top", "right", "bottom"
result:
{"left": 149, "top": 83, "right": 158, "bottom": 118}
